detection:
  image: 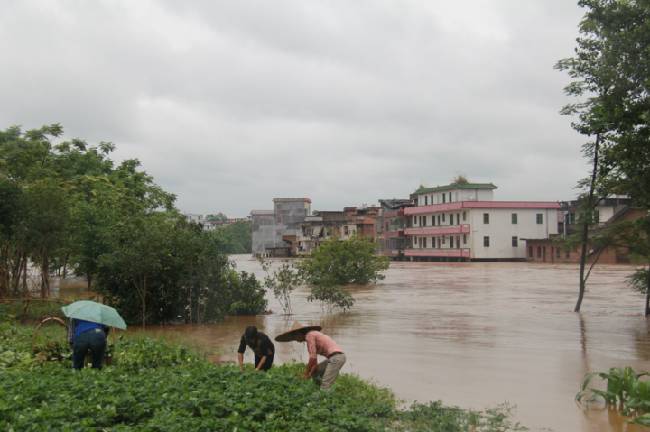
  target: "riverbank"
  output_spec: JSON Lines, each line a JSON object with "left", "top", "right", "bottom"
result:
{"left": 0, "top": 320, "right": 526, "bottom": 431}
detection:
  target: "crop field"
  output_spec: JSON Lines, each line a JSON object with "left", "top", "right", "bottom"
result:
{"left": 0, "top": 320, "right": 526, "bottom": 431}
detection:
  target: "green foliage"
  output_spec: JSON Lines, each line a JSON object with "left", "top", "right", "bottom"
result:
{"left": 297, "top": 237, "right": 389, "bottom": 311}
{"left": 262, "top": 260, "right": 301, "bottom": 315}
{"left": 577, "top": 366, "right": 650, "bottom": 424}
{"left": 300, "top": 237, "right": 389, "bottom": 287}
{"left": 213, "top": 220, "right": 252, "bottom": 254}
{"left": 396, "top": 401, "right": 526, "bottom": 432}
{"left": 0, "top": 124, "right": 264, "bottom": 325}
{"left": 222, "top": 270, "right": 267, "bottom": 315}
{"left": 0, "top": 322, "right": 525, "bottom": 431}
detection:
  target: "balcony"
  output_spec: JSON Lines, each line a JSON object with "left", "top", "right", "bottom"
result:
{"left": 404, "top": 248, "right": 471, "bottom": 258}
{"left": 404, "top": 224, "right": 470, "bottom": 236}
{"left": 405, "top": 202, "right": 462, "bottom": 215}
{"left": 382, "top": 229, "right": 404, "bottom": 238}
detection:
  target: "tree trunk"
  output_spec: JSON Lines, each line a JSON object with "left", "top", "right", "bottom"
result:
{"left": 87, "top": 273, "right": 92, "bottom": 292}
{"left": 645, "top": 265, "right": 650, "bottom": 316}
{"left": 575, "top": 134, "right": 601, "bottom": 312}
{"left": 142, "top": 275, "right": 147, "bottom": 329}
{"left": 62, "top": 254, "right": 68, "bottom": 279}
{"left": 41, "top": 251, "right": 50, "bottom": 299}
{"left": 21, "top": 254, "right": 27, "bottom": 295}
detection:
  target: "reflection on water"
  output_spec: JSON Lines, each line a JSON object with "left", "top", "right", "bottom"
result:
{"left": 136, "top": 256, "right": 650, "bottom": 432}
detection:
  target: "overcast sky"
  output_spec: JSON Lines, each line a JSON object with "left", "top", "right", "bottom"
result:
{"left": 0, "top": 1, "right": 588, "bottom": 216}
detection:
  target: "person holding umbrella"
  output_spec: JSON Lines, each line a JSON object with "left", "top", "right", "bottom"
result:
{"left": 61, "top": 300, "right": 127, "bottom": 370}
{"left": 275, "top": 322, "right": 346, "bottom": 390}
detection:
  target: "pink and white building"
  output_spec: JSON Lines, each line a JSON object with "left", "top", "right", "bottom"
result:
{"left": 403, "top": 183, "right": 560, "bottom": 261}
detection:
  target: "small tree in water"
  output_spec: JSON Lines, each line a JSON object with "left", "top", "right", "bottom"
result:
{"left": 298, "top": 236, "right": 389, "bottom": 312}
{"left": 261, "top": 260, "right": 301, "bottom": 315}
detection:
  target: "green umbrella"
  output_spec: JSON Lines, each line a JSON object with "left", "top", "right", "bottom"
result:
{"left": 61, "top": 300, "right": 127, "bottom": 330}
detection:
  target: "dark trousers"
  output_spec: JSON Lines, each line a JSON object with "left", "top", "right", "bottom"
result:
{"left": 72, "top": 328, "right": 107, "bottom": 369}
{"left": 255, "top": 354, "right": 274, "bottom": 371}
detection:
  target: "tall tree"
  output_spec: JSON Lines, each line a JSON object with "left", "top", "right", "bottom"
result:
{"left": 557, "top": 0, "right": 650, "bottom": 313}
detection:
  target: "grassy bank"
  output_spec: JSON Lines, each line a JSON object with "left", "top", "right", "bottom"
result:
{"left": 0, "top": 321, "right": 526, "bottom": 431}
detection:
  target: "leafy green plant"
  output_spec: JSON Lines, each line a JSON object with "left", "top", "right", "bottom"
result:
{"left": 577, "top": 367, "right": 650, "bottom": 425}
{"left": 262, "top": 261, "right": 301, "bottom": 315}
{"left": 0, "top": 321, "right": 527, "bottom": 431}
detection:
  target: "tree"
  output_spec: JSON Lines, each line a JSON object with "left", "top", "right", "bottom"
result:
{"left": 298, "top": 236, "right": 389, "bottom": 311}
{"left": 556, "top": 0, "right": 650, "bottom": 312}
{"left": 261, "top": 260, "right": 301, "bottom": 315}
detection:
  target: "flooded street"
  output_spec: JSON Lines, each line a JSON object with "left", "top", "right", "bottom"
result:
{"left": 140, "top": 256, "right": 650, "bottom": 431}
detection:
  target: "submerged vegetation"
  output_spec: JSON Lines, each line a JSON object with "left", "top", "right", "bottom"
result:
{"left": 0, "top": 320, "right": 526, "bottom": 431}
{"left": 577, "top": 367, "right": 650, "bottom": 427}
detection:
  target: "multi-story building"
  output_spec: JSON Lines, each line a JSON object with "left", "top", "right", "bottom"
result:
{"left": 527, "top": 197, "right": 645, "bottom": 264}
{"left": 250, "top": 198, "right": 312, "bottom": 257}
{"left": 297, "top": 206, "right": 380, "bottom": 254}
{"left": 403, "top": 182, "right": 559, "bottom": 261}
{"left": 376, "top": 199, "right": 413, "bottom": 259}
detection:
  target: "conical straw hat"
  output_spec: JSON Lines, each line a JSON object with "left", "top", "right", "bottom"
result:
{"left": 274, "top": 321, "right": 322, "bottom": 342}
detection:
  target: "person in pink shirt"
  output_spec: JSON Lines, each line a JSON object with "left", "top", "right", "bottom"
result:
{"left": 275, "top": 322, "right": 346, "bottom": 390}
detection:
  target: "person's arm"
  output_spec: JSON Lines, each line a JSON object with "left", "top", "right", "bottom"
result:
{"left": 303, "top": 332, "right": 318, "bottom": 378}
{"left": 237, "top": 336, "right": 246, "bottom": 371}
{"left": 304, "top": 357, "right": 318, "bottom": 378}
{"left": 256, "top": 356, "right": 267, "bottom": 371}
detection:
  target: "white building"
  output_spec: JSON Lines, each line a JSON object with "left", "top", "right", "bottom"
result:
{"left": 403, "top": 182, "right": 559, "bottom": 261}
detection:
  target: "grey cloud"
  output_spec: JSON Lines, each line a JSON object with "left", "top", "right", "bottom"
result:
{"left": 0, "top": 0, "right": 589, "bottom": 216}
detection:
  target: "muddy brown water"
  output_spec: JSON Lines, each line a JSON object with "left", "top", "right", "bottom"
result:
{"left": 135, "top": 255, "right": 650, "bottom": 432}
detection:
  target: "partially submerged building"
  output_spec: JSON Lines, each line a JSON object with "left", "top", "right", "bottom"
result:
{"left": 526, "top": 197, "right": 645, "bottom": 264}
{"left": 404, "top": 182, "right": 559, "bottom": 261}
{"left": 376, "top": 199, "right": 413, "bottom": 259}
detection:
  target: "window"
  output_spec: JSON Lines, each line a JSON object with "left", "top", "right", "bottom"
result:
{"left": 344, "top": 226, "right": 349, "bottom": 235}
{"left": 437, "top": 215, "right": 441, "bottom": 225}
{"left": 413, "top": 237, "right": 417, "bottom": 247}
{"left": 457, "top": 213, "right": 461, "bottom": 225}
{"left": 437, "top": 237, "right": 441, "bottom": 248}
{"left": 536, "top": 213, "right": 543, "bottom": 224}
{"left": 528, "top": 246, "right": 533, "bottom": 258}
{"left": 450, "top": 236, "right": 454, "bottom": 248}
{"left": 463, "top": 234, "right": 467, "bottom": 244}
{"left": 423, "top": 237, "right": 427, "bottom": 248}
{"left": 462, "top": 211, "right": 467, "bottom": 221}
{"left": 449, "top": 192, "right": 452, "bottom": 202}
{"left": 442, "top": 193, "right": 446, "bottom": 203}
{"left": 425, "top": 196, "right": 428, "bottom": 205}
{"left": 512, "top": 236, "right": 518, "bottom": 247}
{"left": 413, "top": 216, "right": 417, "bottom": 226}
{"left": 420, "top": 216, "right": 425, "bottom": 226}
{"left": 450, "top": 214, "right": 454, "bottom": 225}
{"left": 511, "top": 213, "right": 517, "bottom": 224}
{"left": 442, "top": 236, "right": 446, "bottom": 245}
{"left": 483, "top": 213, "right": 489, "bottom": 224}
{"left": 442, "top": 213, "right": 446, "bottom": 223}
{"left": 556, "top": 248, "right": 561, "bottom": 258}
{"left": 483, "top": 236, "right": 490, "bottom": 247}
{"left": 432, "top": 215, "right": 436, "bottom": 226}
{"left": 537, "top": 246, "right": 542, "bottom": 258}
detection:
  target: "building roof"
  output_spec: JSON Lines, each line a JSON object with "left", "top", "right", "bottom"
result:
{"left": 272, "top": 198, "right": 312, "bottom": 203}
{"left": 378, "top": 198, "right": 413, "bottom": 209}
{"left": 413, "top": 182, "right": 497, "bottom": 195}
{"left": 250, "top": 210, "right": 274, "bottom": 216}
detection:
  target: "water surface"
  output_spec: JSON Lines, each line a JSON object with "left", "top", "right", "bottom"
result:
{"left": 140, "top": 256, "right": 650, "bottom": 431}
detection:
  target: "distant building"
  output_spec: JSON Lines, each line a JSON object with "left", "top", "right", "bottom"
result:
{"left": 526, "top": 198, "right": 645, "bottom": 264}
{"left": 376, "top": 199, "right": 413, "bottom": 259}
{"left": 250, "top": 198, "right": 311, "bottom": 257}
{"left": 184, "top": 213, "right": 204, "bottom": 224}
{"left": 404, "top": 182, "right": 559, "bottom": 261}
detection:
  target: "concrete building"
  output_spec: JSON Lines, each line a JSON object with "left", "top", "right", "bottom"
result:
{"left": 251, "top": 198, "right": 311, "bottom": 257}
{"left": 527, "top": 199, "right": 645, "bottom": 264}
{"left": 403, "top": 182, "right": 559, "bottom": 261}
{"left": 376, "top": 199, "right": 413, "bottom": 259}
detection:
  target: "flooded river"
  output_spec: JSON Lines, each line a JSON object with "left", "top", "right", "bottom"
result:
{"left": 140, "top": 255, "right": 650, "bottom": 431}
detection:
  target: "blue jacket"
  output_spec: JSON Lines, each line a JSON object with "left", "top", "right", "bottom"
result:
{"left": 69, "top": 319, "right": 107, "bottom": 343}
